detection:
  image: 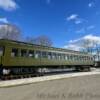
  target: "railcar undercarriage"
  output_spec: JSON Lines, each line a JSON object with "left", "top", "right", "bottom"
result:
{"left": 0, "top": 65, "right": 91, "bottom": 80}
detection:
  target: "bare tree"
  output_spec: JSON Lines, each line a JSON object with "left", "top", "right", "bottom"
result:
{"left": 26, "top": 35, "right": 53, "bottom": 47}
{"left": 0, "top": 23, "right": 21, "bottom": 40}
{"left": 81, "top": 39, "right": 92, "bottom": 52}
{"left": 81, "top": 39, "right": 100, "bottom": 53}
{"left": 25, "top": 36, "right": 35, "bottom": 43}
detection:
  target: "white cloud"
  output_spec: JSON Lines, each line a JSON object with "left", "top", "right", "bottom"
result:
{"left": 88, "top": 2, "right": 94, "bottom": 8}
{"left": 69, "top": 34, "right": 100, "bottom": 45}
{"left": 84, "top": 34, "right": 100, "bottom": 43}
{"left": 67, "top": 14, "right": 84, "bottom": 24}
{"left": 64, "top": 34, "right": 100, "bottom": 51}
{"left": 0, "top": 0, "right": 18, "bottom": 11}
{"left": 75, "top": 20, "right": 82, "bottom": 24}
{"left": 64, "top": 44, "right": 82, "bottom": 51}
{"left": 0, "top": 17, "right": 8, "bottom": 23}
{"left": 67, "top": 14, "right": 78, "bottom": 21}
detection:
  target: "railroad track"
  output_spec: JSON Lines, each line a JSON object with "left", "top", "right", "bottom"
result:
{"left": 0, "top": 67, "right": 99, "bottom": 81}
{"left": 0, "top": 68, "right": 100, "bottom": 88}
{"left": 0, "top": 68, "right": 77, "bottom": 81}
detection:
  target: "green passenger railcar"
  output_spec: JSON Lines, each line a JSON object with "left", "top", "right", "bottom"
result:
{"left": 0, "top": 39, "right": 94, "bottom": 79}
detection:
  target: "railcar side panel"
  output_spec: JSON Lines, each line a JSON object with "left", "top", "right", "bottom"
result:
{"left": 0, "top": 39, "right": 94, "bottom": 68}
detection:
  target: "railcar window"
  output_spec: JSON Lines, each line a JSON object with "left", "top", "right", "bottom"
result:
{"left": 52, "top": 53, "right": 57, "bottom": 59}
{"left": 90, "top": 57, "right": 92, "bottom": 61}
{"left": 48, "top": 52, "right": 52, "bottom": 59}
{"left": 82, "top": 56, "right": 84, "bottom": 60}
{"left": 21, "top": 49, "right": 27, "bottom": 57}
{"left": 56, "top": 54, "right": 58, "bottom": 59}
{"left": 86, "top": 56, "right": 88, "bottom": 60}
{"left": 86, "top": 56, "right": 89, "bottom": 60}
{"left": 35, "top": 51, "right": 41, "bottom": 58}
{"left": 91, "top": 57, "right": 93, "bottom": 61}
{"left": 11, "top": 48, "right": 18, "bottom": 57}
{"left": 67, "top": 54, "right": 70, "bottom": 60}
{"left": 55, "top": 53, "right": 58, "bottom": 59}
{"left": 88, "top": 57, "right": 90, "bottom": 60}
{"left": 28, "top": 50, "right": 34, "bottom": 57}
{"left": 81, "top": 56, "right": 83, "bottom": 60}
{"left": 0, "top": 46, "right": 4, "bottom": 56}
{"left": 70, "top": 55, "right": 73, "bottom": 60}
{"left": 84, "top": 56, "right": 87, "bottom": 60}
{"left": 73, "top": 55, "right": 76, "bottom": 60}
{"left": 84, "top": 56, "right": 86, "bottom": 60}
{"left": 58, "top": 54, "right": 61, "bottom": 60}
{"left": 65, "top": 55, "right": 68, "bottom": 60}
{"left": 79, "top": 56, "right": 81, "bottom": 60}
{"left": 83, "top": 56, "right": 84, "bottom": 60}
{"left": 62, "top": 54, "right": 65, "bottom": 60}
{"left": 75, "top": 55, "right": 78, "bottom": 60}
{"left": 74, "top": 55, "right": 77, "bottom": 60}
{"left": 42, "top": 51, "right": 47, "bottom": 58}
{"left": 72, "top": 55, "right": 74, "bottom": 60}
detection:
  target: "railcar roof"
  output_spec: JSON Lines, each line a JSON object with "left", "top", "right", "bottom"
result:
{"left": 0, "top": 39, "right": 88, "bottom": 54}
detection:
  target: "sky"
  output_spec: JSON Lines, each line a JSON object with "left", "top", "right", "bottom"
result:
{"left": 0, "top": 0, "right": 100, "bottom": 49}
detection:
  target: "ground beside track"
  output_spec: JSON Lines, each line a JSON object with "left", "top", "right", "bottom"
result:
{"left": 0, "top": 68, "right": 100, "bottom": 87}
{"left": 0, "top": 69, "right": 100, "bottom": 100}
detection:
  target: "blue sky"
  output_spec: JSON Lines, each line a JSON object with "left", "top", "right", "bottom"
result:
{"left": 0, "top": 0, "right": 100, "bottom": 48}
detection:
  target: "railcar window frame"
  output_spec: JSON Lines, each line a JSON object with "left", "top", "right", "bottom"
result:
{"left": 52, "top": 52, "right": 57, "bottom": 59}
{"left": 35, "top": 51, "right": 41, "bottom": 58}
{"left": 0, "top": 46, "right": 4, "bottom": 56}
{"left": 61, "top": 54, "right": 66, "bottom": 60}
{"left": 58, "top": 53, "right": 61, "bottom": 60}
{"left": 28, "top": 50, "right": 34, "bottom": 57}
{"left": 70, "top": 54, "right": 73, "bottom": 60}
{"left": 41, "top": 51, "right": 47, "bottom": 58}
{"left": 21, "top": 49, "right": 27, "bottom": 57}
{"left": 11, "top": 48, "right": 19, "bottom": 57}
{"left": 48, "top": 52, "right": 52, "bottom": 59}
{"left": 66, "top": 54, "right": 70, "bottom": 60}
{"left": 65, "top": 54, "right": 68, "bottom": 60}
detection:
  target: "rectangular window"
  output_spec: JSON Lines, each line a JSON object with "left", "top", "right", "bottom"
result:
{"left": 91, "top": 57, "right": 93, "bottom": 61}
{"left": 70, "top": 55, "right": 73, "bottom": 60}
{"left": 76, "top": 55, "right": 79, "bottom": 60}
{"left": 28, "top": 50, "right": 34, "bottom": 57}
{"left": 48, "top": 52, "right": 52, "bottom": 59}
{"left": 21, "top": 49, "right": 27, "bottom": 57}
{"left": 67, "top": 54, "right": 70, "bottom": 60}
{"left": 65, "top": 55, "right": 68, "bottom": 60}
{"left": 80, "top": 56, "right": 82, "bottom": 60}
{"left": 11, "top": 48, "right": 18, "bottom": 57}
{"left": 74, "top": 55, "right": 77, "bottom": 60}
{"left": 35, "top": 51, "right": 41, "bottom": 58}
{"left": 58, "top": 54, "right": 61, "bottom": 60}
{"left": 52, "top": 53, "right": 57, "bottom": 59}
{"left": 62, "top": 54, "right": 66, "bottom": 60}
{"left": 84, "top": 56, "right": 87, "bottom": 60}
{"left": 0, "top": 46, "right": 4, "bottom": 56}
{"left": 42, "top": 51, "right": 47, "bottom": 58}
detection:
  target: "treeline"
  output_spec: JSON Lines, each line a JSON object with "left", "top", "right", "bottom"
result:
{"left": 0, "top": 23, "right": 52, "bottom": 47}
